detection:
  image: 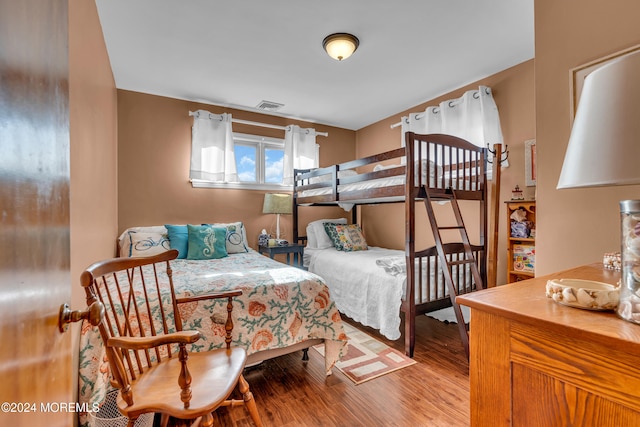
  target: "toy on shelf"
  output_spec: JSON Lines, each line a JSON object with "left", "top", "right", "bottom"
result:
{"left": 510, "top": 208, "right": 533, "bottom": 238}
{"left": 511, "top": 185, "right": 524, "bottom": 200}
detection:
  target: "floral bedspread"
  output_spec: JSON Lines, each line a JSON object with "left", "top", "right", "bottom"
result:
{"left": 78, "top": 250, "right": 347, "bottom": 426}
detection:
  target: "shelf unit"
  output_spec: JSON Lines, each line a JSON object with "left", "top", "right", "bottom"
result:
{"left": 506, "top": 200, "right": 536, "bottom": 283}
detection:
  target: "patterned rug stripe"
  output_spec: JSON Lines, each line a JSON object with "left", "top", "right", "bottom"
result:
{"left": 314, "top": 322, "right": 416, "bottom": 384}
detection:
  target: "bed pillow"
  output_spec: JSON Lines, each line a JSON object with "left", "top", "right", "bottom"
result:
{"left": 305, "top": 224, "right": 317, "bottom": 249}
{"left": 373, "top": 160, "right": 443, "bottom": 186}
{"left": 164, "top": 224, "right": 188, "bottom": 259}
{"left": 306, "top": 218, "right": 348, "bottom": 249}
{"left": 373, "top": 163, "right": 401, "bottom": 172}
{"left": 419, "top": 159, "right": 443, "bottom": 187}
{"left": 309, "top": 169, "right": 358, "bottom": 184}
{"left": 323, "top": 223, "right": 368, "bottom": 252}
{"left": 186, "top": 224, "right": 228, "bottom": 260}
{"left": 209, "top": 221, "right": 250, "bottom": 254}
{"left": 118, "top": 226, "right": 168, "bottom": 257}
{"left": 126, "top": 230, "right": 171, "bottom": 257}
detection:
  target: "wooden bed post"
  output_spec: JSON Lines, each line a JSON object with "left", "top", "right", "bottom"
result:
{"left": 293, "top": 170, "right": 300, "bottom": 244}
{"left": 404, "top": 132, "right": 416, "bottom": 358}
{"left": 487, "top": 144, "right": 503, "bottom": 288}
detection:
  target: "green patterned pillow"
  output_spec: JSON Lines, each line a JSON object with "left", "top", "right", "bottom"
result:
{"left": 186, "top": 224, "right": 228, "bottom": 260}
{"left": 323, "top": 223, "right": 368, "bottom": 251}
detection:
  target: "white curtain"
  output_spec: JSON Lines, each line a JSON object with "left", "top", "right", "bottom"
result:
{"left": 400, "top": 86, "right": 507, "bottom": 172}
{"left": 283, "top": 125, "right": 318, "bottom": 185}
{"left": 190, "top": 110, "right": 237, "bottom": 182}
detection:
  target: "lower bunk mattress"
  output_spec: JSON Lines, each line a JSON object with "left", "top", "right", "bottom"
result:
{"left": 307, "top": 246, "right": 471, "bottom": 340}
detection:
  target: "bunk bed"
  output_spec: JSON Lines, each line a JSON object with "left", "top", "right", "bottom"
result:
{"left": 293, "top": 132, "right": 488, "bottom": 358}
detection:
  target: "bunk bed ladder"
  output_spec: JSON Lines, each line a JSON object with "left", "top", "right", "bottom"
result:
{"left": 423, "top": 188, "right": 485, "bottom": 359}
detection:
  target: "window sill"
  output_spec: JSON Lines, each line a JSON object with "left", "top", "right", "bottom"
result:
{"left": 190, "top": 179, "right": 292, "bottom": 191}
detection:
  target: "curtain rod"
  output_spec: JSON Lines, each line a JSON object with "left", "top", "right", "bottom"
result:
{"left": 389, "top": 87, "right": 492, "bottom": 129}
{"left": 390, "top": 118, "right": 407, "bottom": 129}
{"left": 189, "top": 111, "right": 328, "bottom": 137}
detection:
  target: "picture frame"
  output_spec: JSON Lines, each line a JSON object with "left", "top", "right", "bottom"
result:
{"left": 570, "top": 44, "right": 640, "bottom": 124}
{"left": 524, "top": 139, "right": 536, "bottom": 187}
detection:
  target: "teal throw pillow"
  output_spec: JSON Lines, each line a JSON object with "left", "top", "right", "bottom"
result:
{"left": 164, "top": 224, "right": 188, "bottom": 259}
{"left": 186, "top": 224, "right": 228, "bottom": 260}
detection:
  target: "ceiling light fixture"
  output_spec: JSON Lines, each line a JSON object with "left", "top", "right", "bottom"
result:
{"left": 322, "top": 33, "right": 359, "bottom": 61}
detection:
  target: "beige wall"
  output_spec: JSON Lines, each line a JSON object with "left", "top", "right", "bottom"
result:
{"left": 69, "top": 0, "right": 117, "bottom": 422}
{"left": 535, "top": 0, "right": 640, "bottom": 275}
{"left": 117, "top": 90, "right": 355, "bottom": 249}
{"left": 355, "top": 60, "right": 536, "bottom": 285}
{"left": 69, "top": 0, "right": 118, "bottom": 308}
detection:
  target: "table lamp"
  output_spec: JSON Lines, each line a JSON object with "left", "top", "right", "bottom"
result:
{"left": 262, "top": 193, "right": 292, "bottom": 241}
{"left": 557, "top": 49, "right": 640, "bottom": 323}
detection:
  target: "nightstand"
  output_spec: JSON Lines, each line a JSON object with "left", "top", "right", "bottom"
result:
{"left": 258, "top": 243, "right": 304, "bottom": 268}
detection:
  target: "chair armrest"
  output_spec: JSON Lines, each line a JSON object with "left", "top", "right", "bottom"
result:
{"left": 107, "top": 330, "right": 201, "bottom": 351}
{"left": 176, "top": 290, "right": 242, "bottom": 305}
{"left": 176, "top": 291, "right": 241, "bottom": 350}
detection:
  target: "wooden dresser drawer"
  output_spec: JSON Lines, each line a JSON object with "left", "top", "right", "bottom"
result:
{"left": 510, "top": 321, "right": 640, "bottom": 414}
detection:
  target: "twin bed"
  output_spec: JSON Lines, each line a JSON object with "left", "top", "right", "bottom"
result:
{"left": 294, "top": 132, "right": 488, "bottom": 357}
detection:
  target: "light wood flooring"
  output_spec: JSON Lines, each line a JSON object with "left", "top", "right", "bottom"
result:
{"left": 213, "top": 314, "right": 470, "bottom": 427}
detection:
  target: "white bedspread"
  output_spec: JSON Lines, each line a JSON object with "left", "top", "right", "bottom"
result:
{"left": 308, "top": 247, "right": 405, "bottom": 340}
{"left": 376, "top": 256, "right": 406, "bottom": 276}
{"left": 307, "top": 246, "right": 475, "bottom": 340}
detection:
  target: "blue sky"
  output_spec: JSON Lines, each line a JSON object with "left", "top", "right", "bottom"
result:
{"left": 235, "top": 145, "right": 284, "bottom": 183}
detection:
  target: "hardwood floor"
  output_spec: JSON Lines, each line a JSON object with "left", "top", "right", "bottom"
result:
{"left": 213, "top": 314, "right": 470, "bottom": 427}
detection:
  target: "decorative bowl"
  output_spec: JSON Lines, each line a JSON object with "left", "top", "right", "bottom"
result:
{"left": 545, "top": 278, "right": 620, "bottom": 311}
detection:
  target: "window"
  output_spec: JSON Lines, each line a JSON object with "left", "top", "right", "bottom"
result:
{"left": 189, "top": 111, "right": 320, "bottom": 189}
{"left": 234, "top": 133, "right": 285, "bottom": 186}
{"left": 264, "top": 147, "right": 285, "bottom": 183}
{"left": 194, "top": 132, "right": 288, "bottom": 190}
{"left": 234, "top": 144, "right": 257, "bottom": 182}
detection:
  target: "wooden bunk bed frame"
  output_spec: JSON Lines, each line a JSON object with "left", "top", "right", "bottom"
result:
{"left": 293, "top": 132, "right": 489, "bottom": 358}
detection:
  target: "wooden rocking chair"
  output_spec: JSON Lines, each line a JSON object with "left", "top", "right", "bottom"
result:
{"left": 80, "top": 249, "right": 263, "bottom": 427}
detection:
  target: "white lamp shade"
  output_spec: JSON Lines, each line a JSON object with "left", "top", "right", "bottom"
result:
{"left": 557, "top": 50, "right": 640, "bottom": 189}
{"left": 323, "top": 33, "right": 359, "bottom": 61}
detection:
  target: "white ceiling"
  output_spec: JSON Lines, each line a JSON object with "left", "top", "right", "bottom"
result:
{"left": 95, "top": 0, "right": 534, "bottom": 131}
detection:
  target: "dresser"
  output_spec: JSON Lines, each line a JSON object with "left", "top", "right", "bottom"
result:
{"left": 457, "top": 263, "right": 640, "bottom": 426}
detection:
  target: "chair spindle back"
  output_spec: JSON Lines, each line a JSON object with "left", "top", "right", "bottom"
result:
{"left": 80, "top": 250, "right": 182, "bottom": 388}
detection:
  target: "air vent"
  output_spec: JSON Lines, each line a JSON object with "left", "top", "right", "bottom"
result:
{"left": 255, "top": 100, "right": 284, "bottom": 111}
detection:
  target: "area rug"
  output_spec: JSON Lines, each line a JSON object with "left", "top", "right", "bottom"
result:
{"left": 314, "top": 322, "right": 416, "bottom": 384}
